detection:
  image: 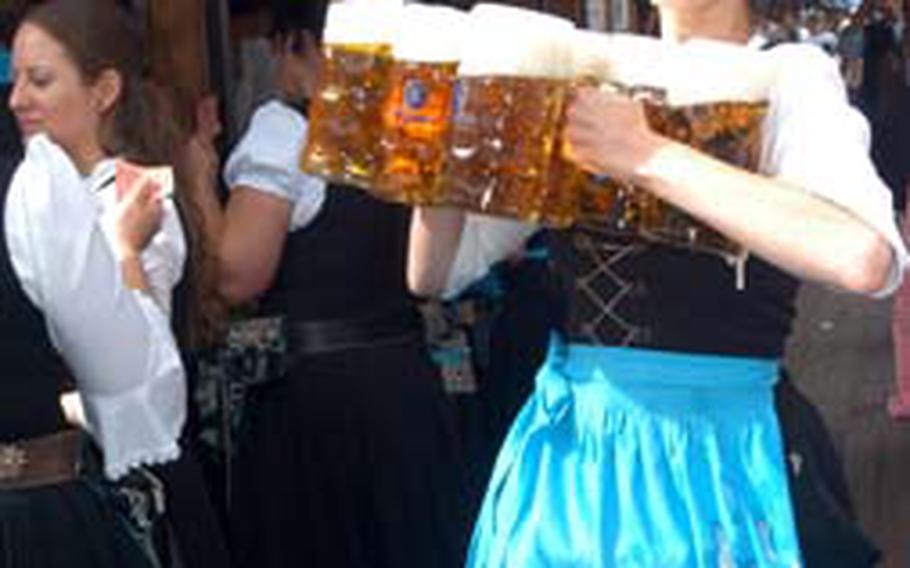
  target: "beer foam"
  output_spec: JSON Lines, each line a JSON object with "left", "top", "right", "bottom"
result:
{"left": 663, "top": 40, "right": 775, "bottom": 106}
{"left": 323, "top": 0, "right": 403, "bottom": 46}
{"left": 569, "top": 31, "right": 663, "bottom": 83}
{"left": 393, "top": 5, "right": 467, "bottom": 63}
{"left": 570, "top": 34, "right": 776, "bottom": 106}
{"left": 458, "top": 4, "right": 575, "bottom": 79}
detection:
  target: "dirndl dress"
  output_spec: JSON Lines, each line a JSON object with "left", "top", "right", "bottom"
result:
{"left": 467, "top": 229, "right": 877, "bottom": 567}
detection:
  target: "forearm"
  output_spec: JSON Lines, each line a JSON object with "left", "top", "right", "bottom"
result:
{"left": 634, "top": 140, "right": 893, "bottom": 293}
{"left": 120, "top": 254, "right": 152, "bottom": 292}
{"left": 216, "top": 189, "right": 292, "bottom": 305}
{"left": 408, "top": 207, "right": 466, "bottom": 297}
{"left": 190, "top": 176, "right": 226, "bottom": 249}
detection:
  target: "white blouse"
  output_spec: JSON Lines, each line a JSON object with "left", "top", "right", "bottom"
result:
{"left": 4, "top": 135, "right": 185, "bottom": 480}
{"left": 224, "top": 100, "right": 327, "bottom": 232}
{"left": 444, "top": 43, "right": 909, "bottom": 299}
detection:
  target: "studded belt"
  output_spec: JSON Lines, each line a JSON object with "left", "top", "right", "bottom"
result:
{"left": 0, "top": 430, "right": 84, "bottom": 491}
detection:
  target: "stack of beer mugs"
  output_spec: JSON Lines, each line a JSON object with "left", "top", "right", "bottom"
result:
{"left": 301, "top": 1, "right": 774, "bottom": 257}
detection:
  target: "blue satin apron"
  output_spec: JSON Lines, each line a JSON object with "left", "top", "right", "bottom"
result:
{"left": 467, "top": 336, "right": 802, "bottom": 567}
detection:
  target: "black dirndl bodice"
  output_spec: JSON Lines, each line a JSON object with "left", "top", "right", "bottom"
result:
{"left": 550, "top": 224, "right": 800, "bottom": 358}
{"left": 258, "top": 184, "right": 414, "bottom": 322}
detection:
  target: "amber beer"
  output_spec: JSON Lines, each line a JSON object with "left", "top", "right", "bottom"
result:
{"left": 443, "top": 75, "right": 570, "bottom": 219}
{"left": 565, "top": 36, "right": 773, "bottom": 256}
{"left": 301, "top": 1, "right": 400, "bottom": 189}
{"left": 437, "top": 4, "right": 576, "bottom": 223}
{"left": 641, "top": 99, "right": 768, "bottom": 254}
{"left": 375, "top": 5, "right": 465, "bottom": 205}
{"left": 549, "top": 32, "right": 672, "bottom": 231}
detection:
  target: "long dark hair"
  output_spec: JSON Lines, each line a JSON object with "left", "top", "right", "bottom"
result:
{"left": 269, "top": 0, "right": 328, "bottom": 41}
{"left": 23, "top": 0, "right": 223, "bottom": 349}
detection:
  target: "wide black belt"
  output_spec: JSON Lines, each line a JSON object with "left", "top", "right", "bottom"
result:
{"left": 284, "top": 306, "right": 423, "bottom": 357}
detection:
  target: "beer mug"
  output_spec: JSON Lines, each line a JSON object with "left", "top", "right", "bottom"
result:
{"left": 569, "top": 35, "right": 773, "bottom": 256}
{"left": 640, "top": 98, "right": 768, "bottom": 254}
{"left": 436, "top": 4, "right": 576, "bottom": 223}
{"left": 374, "top": 5, "right": 466, "bottom": 205}
{"left": 543, "top": 32, "right": 667, "bottom": 229}
{"left": 636, "top": 41, "right": 773, "bottom": 255}
{"left": 301, "top": 0, "right": 401, "bottom": 189}
{"left": 548, "top": 32, "right": 673, "bottom": 233}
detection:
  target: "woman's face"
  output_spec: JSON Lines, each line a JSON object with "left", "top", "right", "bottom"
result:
{"left": 8, "top": 23, "right": 105, "bottom": 155}
{"left": 274, "top": 30, "right": 322, "bottom": 102}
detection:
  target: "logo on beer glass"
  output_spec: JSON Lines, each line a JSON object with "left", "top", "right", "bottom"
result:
{"left": 404, "top": 79, "right": 429, "bottom": 111}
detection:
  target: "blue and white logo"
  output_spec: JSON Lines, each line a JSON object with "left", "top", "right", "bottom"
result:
{"left": 403, "top": 79, "right": 427, "bottom": 110}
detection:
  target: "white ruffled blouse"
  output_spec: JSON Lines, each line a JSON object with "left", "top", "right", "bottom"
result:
{"left": 4, "top": 135, "right": 186, "bottom": 480}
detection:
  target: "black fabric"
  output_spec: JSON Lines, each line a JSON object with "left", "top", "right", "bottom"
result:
{"left": 0, "top": 479, "right": 157, "bottom": 568}
{"left": 552, "top": 228, "right": 800, "bottom": 358}
{"left": 774, "top": 375, "right": 881, "bottom": 567}
{"left": 284, "top": 304, "right": 422, "bottom": 357}
{"left": 232, "top": 171, "right": 467, "bottom": 566}
{"left": 150, "top": 447, "right": 233, "bottom": 568}
{"left": 258, "top": 185, "right": 413, "bottom": 322}
{"left": 0, "top": 155, "right": 68, "bottom": 443}
{"left": 0, "top": 86, "right": 21, "bottom": 160}
{"left": 859, "top": 20, "right": 910, "bottom": 210}
{"left": 231, "top": 341, "right": 468, "bottom": 568}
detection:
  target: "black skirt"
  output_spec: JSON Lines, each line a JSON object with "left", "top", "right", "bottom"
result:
{"left": 774, "top": 375, "right": 881, "bottom": 567}
{"left": 231, "top": 339, "right": 469, "bottom": 568}
{"left": 0, "top": 479, "right": 155, "bottom": 568}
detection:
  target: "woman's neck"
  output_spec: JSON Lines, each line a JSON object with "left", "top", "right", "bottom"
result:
{"left": 68, "top": 141, "right": 107, "bottom": 177}
{"left": 659, "top": 0, "right": 752, "bottom": 44}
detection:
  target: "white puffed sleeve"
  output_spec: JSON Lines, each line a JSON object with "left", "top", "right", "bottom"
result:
{"left": 90, "top": 159, "right": 187, "bottom": 316}
{"left": 762, "top": 43, "right": 909, "bottom": 296}
{"left": 443, "top": 214, "right": 538, "bottom": 299}
{"left": 224, "top": 100, "right": 327, "bottom": 232}
{"left": 4, "top": 135, "right": 185, "bottom": 479}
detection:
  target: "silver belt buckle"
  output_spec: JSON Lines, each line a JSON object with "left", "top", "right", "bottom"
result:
{"left": 0, "top": 444, "right": 28, "bottom": 482}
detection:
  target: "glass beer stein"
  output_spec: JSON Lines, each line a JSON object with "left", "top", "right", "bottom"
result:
{"left": 435, "top": 4, "right": 577, "bottom": 223}
{"left": 374, "top": 4, "right": 465, "bottom": 205}
{"left": 301, "top": 0, "right": 401, "bottom": 189}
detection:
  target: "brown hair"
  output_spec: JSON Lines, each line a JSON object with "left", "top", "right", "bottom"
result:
{"left": 23, "top": 0, "right": 224, "bottom": 349}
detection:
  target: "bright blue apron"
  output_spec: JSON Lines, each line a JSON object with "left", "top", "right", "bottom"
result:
{"left": 467, "top": 336, "right": 802, "bottom": 567}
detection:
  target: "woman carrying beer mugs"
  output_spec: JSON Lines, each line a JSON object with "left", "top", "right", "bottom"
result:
{"left": 190, "top": 1, "right": 469, "bottom": 566}
{"left": 410, "top": 1, "right": 906, "bottom": 566}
